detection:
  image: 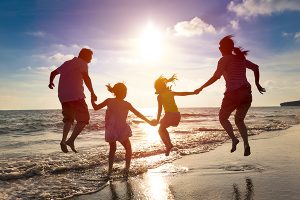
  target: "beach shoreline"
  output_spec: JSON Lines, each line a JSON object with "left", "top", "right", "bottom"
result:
{"left": 75, "top": 124, "right": 300, "bottom": 200}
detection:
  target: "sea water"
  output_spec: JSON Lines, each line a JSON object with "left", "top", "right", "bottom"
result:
{"left": 0, "top": 107, "right": 299, "bottom": 199}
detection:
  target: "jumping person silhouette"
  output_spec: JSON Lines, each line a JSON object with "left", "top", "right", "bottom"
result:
{"left": 48, "top": 48, "right": 97, "bottom": 153}
{"left": 195, "top": 35, "right": 265, "bottom": 156}
{"left": 91, "top": 82, "right": 156, "bottom": 178}
{"left": 154, "top": 74, "right": 197, "bottom": 156}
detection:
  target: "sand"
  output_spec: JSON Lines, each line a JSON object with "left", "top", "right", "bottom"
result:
{"left": 74, "top": 125, "right": 300, "bottom": 200}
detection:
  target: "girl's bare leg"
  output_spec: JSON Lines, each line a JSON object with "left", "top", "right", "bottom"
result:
{"left": 108, "top": 142, "right": 117, "bottom": 176}
{"left": 120, "top": 139, "right": 132, "bottom": 175}
{"left": 158, "top": 126, "right": 173, "bottom": 156}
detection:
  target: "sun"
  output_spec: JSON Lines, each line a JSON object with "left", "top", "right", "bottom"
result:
{"left": 138, "top": 23, "right": 163, "bottom": 61}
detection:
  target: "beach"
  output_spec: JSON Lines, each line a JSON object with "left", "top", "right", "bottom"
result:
{"left": 1, "top": 107, "right": 299, "bottom": 199}
{"left": 75, "top": 124, "right": 300, "bottom": 200}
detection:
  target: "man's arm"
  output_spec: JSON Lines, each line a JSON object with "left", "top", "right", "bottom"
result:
{"left": 82, "top": 72, "right": 97, "bottom": 101}
{"left": 48, "top": 69, "right": 59, "bottom": 89}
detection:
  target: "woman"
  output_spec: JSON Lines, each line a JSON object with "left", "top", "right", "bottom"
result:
{"left": 195, "top": 35, "right": 265, "bottom": 156}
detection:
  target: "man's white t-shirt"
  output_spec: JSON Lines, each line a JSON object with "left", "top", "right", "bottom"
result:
{"left": 56, "top": 57, "right": 88, "bottom": 103}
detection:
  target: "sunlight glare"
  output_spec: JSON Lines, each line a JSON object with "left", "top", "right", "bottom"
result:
{"left": 139, "top": 23, "right": 163, "bottom": 61}
{"left": 145, "top": 173, "right": 174, "bottom": 200}
{"left": 138, "top": 123, "right": 160, "bottom": 142}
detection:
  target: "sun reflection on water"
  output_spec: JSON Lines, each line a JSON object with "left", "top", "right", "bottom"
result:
{"left": 137, "top": 107, "right": 161, "bottom": 142}
{"left": 138, "top": 123, "right": 160, "bottom": 142}
{"left": 145, "top": 173, "right": 175, "bottom": 200}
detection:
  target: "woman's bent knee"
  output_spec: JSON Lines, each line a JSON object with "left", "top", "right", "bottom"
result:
{"left": 234, "top": 116, "right": 244, "bottom": 124}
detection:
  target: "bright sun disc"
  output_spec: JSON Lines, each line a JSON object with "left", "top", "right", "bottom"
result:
{"left": 139, "top": 23, "right": 163, "bottom": 61}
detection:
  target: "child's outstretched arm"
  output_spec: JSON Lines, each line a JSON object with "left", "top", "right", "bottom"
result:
{"left": 172, "top": 91, "right": 197, "bottom": 96}
{"left": 129, "top": 104, "right": 156, "bottom": 126}
{"left": 91, "top": 99, "right": 108, "bottom": 110}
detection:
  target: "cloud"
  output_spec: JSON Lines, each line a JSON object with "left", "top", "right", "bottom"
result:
{"left": 228, "top": 0, "right": 300, "bottom": 18}
{"left": 230, "top": 20, "right": 239, "bottom": 30}
{"left": 294, "top": 32, "right": 300, "bottom": 40}
{"left": 26, "top": 31, "right": 46, "bottom": 37}
{"left": 171, "top": 17, "right": 216, "bottom": 37}
{"left": 21, "top": 65, "right": 52, "bottom": 75}
{"left": 281, "top": 31, "right": 300, "bottom": 41}
{"left": 282, "top": 32, "right": 292, "bottom": 37}
{"left": 48, "top": 53, "right": 74, "bottom": 63}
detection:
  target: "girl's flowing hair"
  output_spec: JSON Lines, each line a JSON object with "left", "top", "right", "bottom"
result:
{"left": 220, "top": 35, "right": 249, "bottom": 59}
{"left": 106, "top": 82, "right": 127, "bottom": 99}
{"left": 154, "top": 74, "right": 177, "bottom": 94}
{"left": 233, "top": 47, "right": 249, "bottom": 60}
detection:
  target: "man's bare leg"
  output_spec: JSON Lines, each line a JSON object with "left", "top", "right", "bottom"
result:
{"left": 60, "top": 122, "right": 72, "bottom": 153}
{"left": 66, "top": 122, "right": 86, "bottom": 153}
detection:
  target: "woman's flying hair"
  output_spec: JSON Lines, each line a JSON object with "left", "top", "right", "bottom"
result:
{"left": 220, "top": 35, "right": 249, "bottom": 59}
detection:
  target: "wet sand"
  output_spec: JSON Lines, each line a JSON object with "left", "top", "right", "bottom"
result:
{"left": 74, "top": 124, "right": 300, "bottom": 200}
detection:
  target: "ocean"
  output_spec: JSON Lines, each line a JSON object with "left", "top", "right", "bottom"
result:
{"left": 0, "top": 107, "right": 300, "bottom": 199}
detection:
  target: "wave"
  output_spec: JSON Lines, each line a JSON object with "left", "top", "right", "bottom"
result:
{"left": 181, "top": 113, "right": 215, "bottom": 118}
{"left": 195, "top": 127, "right": 225, "bottom": 132}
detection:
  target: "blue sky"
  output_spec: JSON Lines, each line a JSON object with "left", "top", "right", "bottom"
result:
{"left": 0, "top": 0, "right": 300, "bottom": 110}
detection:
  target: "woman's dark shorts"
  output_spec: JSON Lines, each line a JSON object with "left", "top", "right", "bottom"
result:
{"left": 61, "top": 99, "right": 90, "bottom": 124}
{"left": 219, "top": 85, "right": 252, "bottom": 120}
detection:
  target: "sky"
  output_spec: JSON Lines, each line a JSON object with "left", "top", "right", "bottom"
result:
{"left": 0, "top": 0, "right": 300, "bottom": 110}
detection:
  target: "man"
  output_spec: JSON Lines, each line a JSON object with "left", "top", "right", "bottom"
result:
{"left": 48, "top": 48, "right": 97, "bottom": 153}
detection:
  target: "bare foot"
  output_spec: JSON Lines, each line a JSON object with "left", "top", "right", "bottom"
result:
{"left": 66, "top": 140, "right": 78, "bottom": 153}
{"left": 231, "top": 139, "right": 239, "bottom": 153}
{"left": 165, "top": 145, "right": 174, "bottom": 156}
{"left": 244, "top": 146, "right": 251, "bottom": 156}
{"left": 60, "top": 142, "right": 68, "bottom": 153}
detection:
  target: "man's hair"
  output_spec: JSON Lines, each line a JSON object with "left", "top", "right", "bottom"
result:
{"left": 78, "top": 48, "right": 93, "bottom": 60}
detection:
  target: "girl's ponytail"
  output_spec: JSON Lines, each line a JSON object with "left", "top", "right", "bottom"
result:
{"left": 233, "top": 47, "right": 249, "bottom": 60}
{"left": 167, "top": 74, "right": 177, "bottom": 84}
{"left": 106, "top": 84, "right": 114, "bottom": 93}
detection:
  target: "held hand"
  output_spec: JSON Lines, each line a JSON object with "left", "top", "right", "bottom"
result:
{"left": 91, "top": 93, "right": 97, "bottom": 101}
{"left": 48, "top": 82, "right": 55, "bottom": 89}
{"left": 256, "top": 84, "right": 266, "bottom": 94}
{"left": 194, "top": 87, "right": 202, "bottom": 94}
{"left": 149, "top": 119, "right": 158, "bottom": 126}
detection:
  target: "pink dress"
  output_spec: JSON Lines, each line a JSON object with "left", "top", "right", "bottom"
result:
{"left": 105, "top": 98, "right": 132, "bottom": 143}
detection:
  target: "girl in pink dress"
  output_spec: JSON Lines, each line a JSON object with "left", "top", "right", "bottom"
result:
{"left": 92, "top": 83, "right": 156, "bottom": 177}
